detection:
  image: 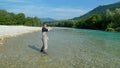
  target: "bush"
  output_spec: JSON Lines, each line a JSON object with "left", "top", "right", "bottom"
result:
{"left": 115, "top": 27, "right": 120, "bottom": 32}
{"left": 106, "top": 28, "right": 115, "bottom": 32}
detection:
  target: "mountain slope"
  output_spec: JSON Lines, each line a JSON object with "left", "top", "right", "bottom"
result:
{"left": 41, "top": 18, "right": 56, "bottom": 22}
{"left": 73, "top": 2, "right": 120, "bottom": 19}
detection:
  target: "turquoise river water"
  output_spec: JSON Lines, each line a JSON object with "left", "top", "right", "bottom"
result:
{"left": 0, "top": 27, "right": 120, "bottom": 68}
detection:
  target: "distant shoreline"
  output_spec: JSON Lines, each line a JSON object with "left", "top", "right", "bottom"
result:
{"left": 0, "top": 25, "right": 41, "bottom": 44}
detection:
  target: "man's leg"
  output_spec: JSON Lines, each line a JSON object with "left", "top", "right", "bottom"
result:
{"left": 40, "top": 39, "right": 44, "bottom": 52}
{"left": 41, "top": 38, "right": 48, "bottom": 54}
{"left": 43, "top": 39, "right": 48, "bottom": 53}
{"left": 40, "top": 45, "right": 44, "bottom": 52}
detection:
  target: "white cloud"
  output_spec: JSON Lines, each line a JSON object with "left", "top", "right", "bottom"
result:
{"left": 3, "top": 0, "right": 27, "bottom": 3}
{"left": 2, "top": 4, "right": 88, "bottom": 20}
{"left": 48, "top": 8, "right": 87, "bottom": 19}
{"left": 52, "top": 8, "right": 85, "bottom": 12}
{"left": 0, "top": 0, "right": 88, "bottom": 20}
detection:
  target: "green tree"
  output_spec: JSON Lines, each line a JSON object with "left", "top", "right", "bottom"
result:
{"left": 25, "top": 17, "right": 34, "bottom": 26}
{"left": 0, "top": 10, "right": 7, "bottom": 24}
{"left": 32, "top": 16, "right": 42, "bottom": 26}
{"left": 15, "top": 13, "right": 25, "bottom": 25}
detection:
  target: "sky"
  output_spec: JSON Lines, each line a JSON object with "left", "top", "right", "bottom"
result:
{"left": 0, "top": 0, "right": 120, "bottom": 20}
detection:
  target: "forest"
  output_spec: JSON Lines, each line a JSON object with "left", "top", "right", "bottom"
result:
{"left": 0, "top": 9, "right": 42, "bottom": 26}
{"left": 46, "top": 8, "right": 120, "bottom": 32}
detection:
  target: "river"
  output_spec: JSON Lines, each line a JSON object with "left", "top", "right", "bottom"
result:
{"left": 0, "top": 27, "right": 120, "bottom": 68}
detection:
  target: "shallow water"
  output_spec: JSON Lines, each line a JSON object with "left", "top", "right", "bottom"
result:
{"left": 0, "top": 28, "right": 120, "bottom": 68}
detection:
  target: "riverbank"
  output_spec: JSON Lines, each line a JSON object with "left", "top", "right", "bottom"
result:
{"left": 0, "top": 25, "right": 41, "bottom": 44}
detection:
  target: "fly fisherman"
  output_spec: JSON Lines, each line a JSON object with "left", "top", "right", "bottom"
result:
{"left": 40, "top": 23, "right": 52, "bottom": 54}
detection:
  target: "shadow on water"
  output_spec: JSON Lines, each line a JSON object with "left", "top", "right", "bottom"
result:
{"left": 28, "top": 45, "right": 49, "bottom": 56}
{"left": 28, "top": 45, "right": 40, "bottom": 52}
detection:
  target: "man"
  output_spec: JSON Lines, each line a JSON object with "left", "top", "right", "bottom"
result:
{"left": 40, "top": 23, "right": 52, "bottom": 54}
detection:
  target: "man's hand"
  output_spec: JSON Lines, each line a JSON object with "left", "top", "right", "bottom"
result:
{"left": 48, "top": 27, "right": 52, "bottom": 31}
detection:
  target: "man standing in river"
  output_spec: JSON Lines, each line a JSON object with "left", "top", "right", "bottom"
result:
{"left": 40, "top": 23, "right": 52, "bottom": 54}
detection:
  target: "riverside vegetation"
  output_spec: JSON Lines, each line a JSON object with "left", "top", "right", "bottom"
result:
{"left": 0, "top": 10, "right": 42, "bottom": 26}
{"left": 46, "top": 8, "right": 120, "bottom": 32}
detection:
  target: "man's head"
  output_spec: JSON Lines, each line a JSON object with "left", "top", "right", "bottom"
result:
{"left": 43, "top": 23, "right": 47, "bottom": 27}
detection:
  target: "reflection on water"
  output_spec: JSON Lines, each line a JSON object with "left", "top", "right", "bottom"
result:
{"left": 0, "top": 28, "right": 120, "bottom": 68}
